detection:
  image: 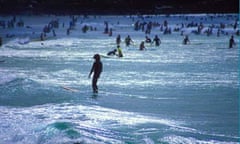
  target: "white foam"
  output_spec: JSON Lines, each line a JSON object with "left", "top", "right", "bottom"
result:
{"left": 0, "top": 104, "right": 184, "bottom": 144}
{"left": 161, "top": 135, "right": 239, "bottom": 144}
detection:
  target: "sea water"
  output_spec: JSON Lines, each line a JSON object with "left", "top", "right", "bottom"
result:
{"left": 0, "top": 14, "right": 239, "bottom": 144}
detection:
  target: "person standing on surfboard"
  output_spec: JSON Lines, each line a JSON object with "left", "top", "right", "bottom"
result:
{"left": 88, "top": 54, "right": 103, "bottom": 93}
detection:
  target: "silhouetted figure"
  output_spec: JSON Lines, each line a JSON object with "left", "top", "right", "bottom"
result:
{"left": 104, "top": 21, "right": 109, "bottom": 34}
{"left": 67, "top": 28, "right": 70, "bottom": 35}
{"left": 116, "top": 34, "right": 121, "bottom": 45}
{"left": 145, "top": 36, "right": 152, "bottom": 43}
{"left": 152, "top": 35, "right": 161, "bottom": 46}
{"left": 139, "top": 41, "right": 146, "bottom": 51}
{"left": 229, "top": 35, "right": 236, "bottom": 48}
{"left": 88, "top": 54, "right": 103, "bottom": 93}
{"left": 183, "top": 35, "right": 190, "bottom": 45}
{"left": 125, "top": 35, "right": 133, "bottom": 47}
{"left": 107, "top": 49, "right": 117, "bottom": 56}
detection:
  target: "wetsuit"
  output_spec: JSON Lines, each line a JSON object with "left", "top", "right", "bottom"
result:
{"left": 89, "top": 59, "right": 102, "bottom": 93}
{"left": 139, "top": 42, "right": 145, "bottom": 50}
{"left": 153, "top": 36, "right": 161, "bottom": 46}
{"left": 229, "top": 36, "right": 235, "bottom": 48}
{"left": 183, "top": 36, "right": 190, "bottom": 45}
{"left": 117, "top": 47, "right": 123, "bottom": 57}
{"left": 107, "top": 49, "right": 117, "bottom": 56}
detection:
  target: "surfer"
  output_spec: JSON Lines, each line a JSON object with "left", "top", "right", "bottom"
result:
{"left": 152, "top": 35, "right": 161, "bottom": 46}
{"left": 145, "top": 36, "right": 152, "bottom": 43}
{"left": 104, "top": 21, "right": 109, "bottom": 34}
{"left": 116, "top": 34, "right": 121, "bottom": 45}
{"left": 124, "top": 35, "right": 134, "bottom": 47}
{"left": 139, "top": 41, "right": 146, "bottom": 51}
{"left": 183, "top": 35, "right": 190, "bottom": 45}
{"left": 229, "top": 35, "right": 236, "bottom": 48}
{"left": 88, "top": 54, "right": 103, "bottom": 93}
{"left": 107, "top": 49, "right": 117, "bottom": 56}
{"left": 116, "top": 45, "right": 123, "bottom": 57}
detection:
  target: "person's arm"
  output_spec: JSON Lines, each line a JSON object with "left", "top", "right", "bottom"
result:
{"left": 88, "top": 63, "right": 95, "bottom": 78}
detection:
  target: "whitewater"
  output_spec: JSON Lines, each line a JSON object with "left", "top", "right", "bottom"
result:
{"left": 0, "top": 14, "right": 239, "bottom": 144}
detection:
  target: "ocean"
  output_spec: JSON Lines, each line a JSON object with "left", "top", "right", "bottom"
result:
{"left": 0, "top": 14, "right": 239, "bottom": 144}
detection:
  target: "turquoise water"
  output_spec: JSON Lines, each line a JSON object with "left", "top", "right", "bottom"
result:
{"left": 0, "top": 15, "right": 239, "bottom": 144}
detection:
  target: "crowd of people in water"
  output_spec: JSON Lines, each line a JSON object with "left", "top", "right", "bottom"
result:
{"left": 0, "top": 14, "right": 238, "bottom": 57}
{"left": 0, "top": 14, "right": 238, "bottom": 93}
{"left": 0, "top": 14, "right": 238, "bottom": 50}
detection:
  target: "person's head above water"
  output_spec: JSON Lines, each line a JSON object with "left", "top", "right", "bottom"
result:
{"left": 93, "top": 54, "right": 101, "bottom": 61}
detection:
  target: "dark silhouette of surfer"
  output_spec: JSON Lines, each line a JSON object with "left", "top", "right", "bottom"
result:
{"left": 139, "top": 41, "right": 146, "bottom": 50}
{"left": 183, "top": 35, "right": 190, "bottom": 45}
{"left": 116, "top": 34, "right": 121, "bottom": 45}
{"left": 107, "top": 49, "right": 117, "bottom": 56}
{"left": 88, "top": 54, "right": 103, "bottom": 93}
{"left": 125, "top": 35, "right": 134, "bottom": 47}
{"left": 152, "top": 35, "right": 161, "bottom": 46}
{"left": 229, "top": 35, "right": 236, "bottom": 48}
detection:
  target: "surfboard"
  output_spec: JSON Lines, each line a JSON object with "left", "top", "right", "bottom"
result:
{"left": 61, "top": 86, "right": 102, "bottom": 98}
{"left": 100, "top": 54, "right": 119, "bottom": 59}
{"left": 61, "top": 86, "right": 79, "bottom": 92}
{"left": 100, "top": 54, "right": 112, "bottom": 58}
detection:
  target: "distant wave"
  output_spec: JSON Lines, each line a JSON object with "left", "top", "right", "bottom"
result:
{"left": 0, "top": 77, "right": 72, "bottom": 107}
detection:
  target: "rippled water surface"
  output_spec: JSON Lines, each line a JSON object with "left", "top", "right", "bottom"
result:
{"left": 0, "top": 14, "right": 239, "bottom": 144}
